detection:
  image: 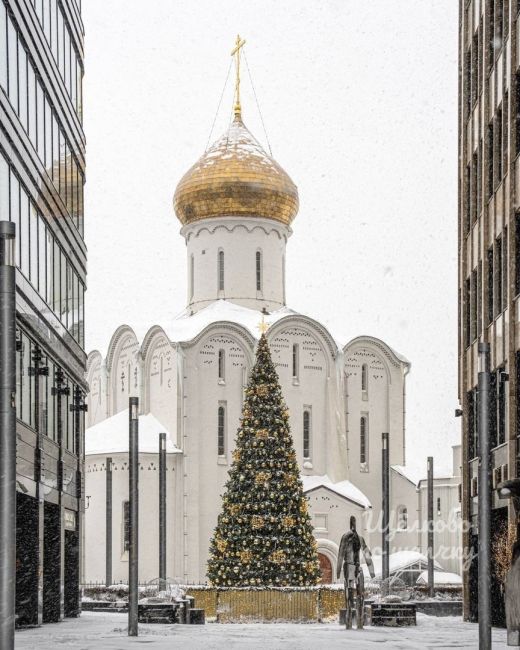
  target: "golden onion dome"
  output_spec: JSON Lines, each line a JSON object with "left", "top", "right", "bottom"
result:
{"left": 173, "top": 115, "right": 299, "bottom": 227}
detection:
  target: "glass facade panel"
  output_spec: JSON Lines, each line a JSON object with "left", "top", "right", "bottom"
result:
{"left": 28, "top": 63, "right": 36, "bottom": 145}
{"left": 0, "top": 154, "right": 8, "bottom": 223}
{"left": 0, "top": 4, "right": 7, "bottom": 92}
{"left": 7, "top": 18, "right": 18, "bottom": 111}
{"left": 36, "top": 80, "right": 44, "bottom": 160}
{"left": 60, "top": 250, "right": 67, "bottom": 325}
{"left": 29, "top": 202, "right": 38, "bottom": 287}
{"left": 45, "top": 98, "right": 52, "bottom": 170}
{"left": 53, "top": 240, "right": 60, "bottom": 315}
{"left": 38, "top": 216, "right": 46, "bottom": 297}
{"left": 20, "top": 183, "right": 30, "bottom": 276}
{"left": 18, "top": 41, "right": 27, "bottom": 130}
{"left": 46, "top": 227, "right": 53, "bottom": 306}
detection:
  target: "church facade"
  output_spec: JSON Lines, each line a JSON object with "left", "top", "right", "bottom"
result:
{"left": 84, "top": 88, "right": 459, "bottom": 584}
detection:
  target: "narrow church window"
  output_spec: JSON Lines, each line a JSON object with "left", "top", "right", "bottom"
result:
{"left": 292, "top": 343, "right": 299, "bottom": 380}
{"left": 256, "top": 250, "right": 262, "bottom": 291}
{"left": 160, "top": 356, "right": 164, "bottom": 386}
{"left": 303, "top": 409, "right": 311, "bottom": 459}
{"left": 360, "top": 416, "right": 367, "bottom": 464}
{"left": 190, "top": 254, "right": 194, "bottom": 300}
{"left": 217, "top": 405, "right": 226, "bottom": 456}
{"left": 397, "top": 506, "right": 408, "bottom": 530}
{"left": 218, "top": 250, "right": 224, "bottom": 291}
{"left": 127, "top": 363, "right": 131, "bottom": 393}
{"left": 437, "top": 497, "right": 441, "bottom": 516}
{"left": 218, "top": 349, "right": 225, "bottom": 382}
{"left": 123, "top": 500, "right": 130, "bottom": 552}
{"left": 361, "top": 364, "right": 368, "bottom": 392}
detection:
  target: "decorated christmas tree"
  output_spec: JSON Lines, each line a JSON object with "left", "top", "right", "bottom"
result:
{"left": 207, "top": 332, "right": 321, "bottom": 587}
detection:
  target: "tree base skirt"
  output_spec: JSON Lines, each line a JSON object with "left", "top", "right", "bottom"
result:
{"left": 186, "top": 586, "right": 344, "bottom": 622}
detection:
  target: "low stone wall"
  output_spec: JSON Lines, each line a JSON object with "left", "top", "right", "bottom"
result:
{"left": 185, "top": 586, "right": 345, "bottom": 623}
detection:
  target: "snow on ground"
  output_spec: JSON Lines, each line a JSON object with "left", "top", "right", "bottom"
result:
{"left": 15, "top": 611, "right": 509, "bottom": 649}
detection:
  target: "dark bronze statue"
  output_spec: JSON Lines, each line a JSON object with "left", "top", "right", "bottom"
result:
{"left": 337, "top": 515, "right": 375, "bottom": 629}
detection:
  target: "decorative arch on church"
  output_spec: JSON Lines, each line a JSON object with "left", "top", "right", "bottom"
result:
{"left": 267, "top": 314, "right": 338, "bottom": 378}
{"left": 181, "top": 321, "right": 255, "bottom": 371}
{"left": 141, "top": 325, "right": 176, "bottom": 418}
{"left": 105, "top": 324, "right": 140, "bottom": 416}
{"left": 86, "top": 350, "right": 105, "bottom": 427}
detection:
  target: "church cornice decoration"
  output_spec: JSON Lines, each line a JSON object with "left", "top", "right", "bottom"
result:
{"left": 267, "top": 314, "right": 339, "bottom": 363}
{"left": 182, "top": 218, "right": 291, "bottom": 243}
{"left": 179, "top": 320, "right": 256, "bottom": 364}
{"left": 343, "top": 335, "right": 410, "bottom": 372}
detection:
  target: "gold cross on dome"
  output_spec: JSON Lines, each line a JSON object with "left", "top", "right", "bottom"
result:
{"left": 231, "top": 34, "right": 246, "bottom": 119}
{"left": 257, "top": 315, "right": 269, "bottom": 336}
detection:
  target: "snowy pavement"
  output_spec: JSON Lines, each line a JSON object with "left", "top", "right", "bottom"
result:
{"left": 15, "top": 611, "right": 509, "bottom": 649}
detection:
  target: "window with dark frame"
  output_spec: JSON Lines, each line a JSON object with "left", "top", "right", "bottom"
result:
{"left": 303, "top": 410, "right": 311, "bottom": 459}
{"left": 360, "top": 416, "right": 367, "bottom": 465}
{"left": 256, "top": 250, "right": 262, "bottom": 291}
{"left": 217, "top": 405, "right": 225, "bottom": 456}
{"left": 361, "top": 364, "right": 368, "bottom": 392}
{"left": 487, "top": 246, "right": 494, "bottom": 324}
{"left": 218, "top": 250, "right": 224, "bottom": 291}
{"left": 292, "top": 343, "right": 299, "bottom": 380}
{"left": 218, "top": 349, "right": 225, "bottom": 382}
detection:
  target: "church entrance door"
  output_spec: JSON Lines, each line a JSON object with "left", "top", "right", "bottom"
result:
{"left": 318, "top": 553, "right": 333, "bottom": 584}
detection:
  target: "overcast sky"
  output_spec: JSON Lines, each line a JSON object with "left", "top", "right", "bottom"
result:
{"left": 83, "top": 1, "right": 459, "bottom": 475}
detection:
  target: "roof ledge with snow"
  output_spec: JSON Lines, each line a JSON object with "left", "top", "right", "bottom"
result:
{"left": 302, "top": 474, "right": 372, "bottom": 509}
{"left": 86, "top": 409, "right": 181, "bottom": 456}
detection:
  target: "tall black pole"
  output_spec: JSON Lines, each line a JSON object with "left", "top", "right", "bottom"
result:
{"left": 477, "top": 342, "right": 491, "bottom": 650}
{"left": 0, "top": 222, "right": 16, "bottom": 650}
{"left": 382, "top": 432, "right": 390, "bottom": 587}
{"left": 128, "top": 397, "right": 139, "bottom": 637}
{"left": 159, "top": 433, "right": 166, "bottom": 591}
{"left": 427, "top": 456, "right": 434, "bottom": 598}
{"left": 106, "top": 457, "right": 112, "bottom": 587}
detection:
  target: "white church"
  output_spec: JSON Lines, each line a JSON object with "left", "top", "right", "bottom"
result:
{"left": 84, "top": 70, "right": 461, "bottom": 586}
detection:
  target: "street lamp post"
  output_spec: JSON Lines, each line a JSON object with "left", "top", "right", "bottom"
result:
{"left": 427, "top": 456, "right": 434, "bottom": 598}
{"left": 477, "top": 342, "right": 491, "bottom": 650}
{"left": 0, "top": 221, "right": 16, "bottom": 650}
{"left": 382, "top": 432, "right": 390, "bottom": 588}
{"left": 128, "top": 397, "right": 139, "bottom": 637}
{"left": 159, "top": 433, "right": 166, "bottom": 592}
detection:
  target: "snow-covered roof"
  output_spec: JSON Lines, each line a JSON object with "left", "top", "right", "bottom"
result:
{"left": 302, "top": 474, "right": 371, "bottom": 509}
{"left": 365, "top": 551, "right": 443, "bottom": 579}
{"left": 417, "top": 570, "right": 462, "bottom": 586}
{"left": 86, "top": 409, "right": 181, "bottom": 455}
{"left": 168, "top": 300, "right": 297, "bottom": 343}
{"left": 391, "top": 465, "right": 423, "bottom": 487}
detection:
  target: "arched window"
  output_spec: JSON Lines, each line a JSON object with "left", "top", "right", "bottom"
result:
{"left": 303, "top": 409, "right": 311, "bottom": 459}
{"left": 361, "top": 364, "right": 368, "bottom": 392}
{"left": 217, "top": 405, "right": 226, "bottom": 456}
{"left": 437, "top": 497, "right": 441, "bottom": 516}
{"left": 189, "top": 254, "right": 194, "bottom": 300}
{"left": 160, "top": 356, "right": 164, "bottom": 386}
{"left": 282, "top": 255, "right": 286, "bottom": 303}
{"left": 218, "top": 250, "right": 224, "bottom": 291}
{"left": 292, "top": 343, "right": 299, "bottom": 380}
{"left": 360, "top": 416, "right": 367, "bottom": 464}
{"left": 256, "top": 250, "right": 262, "bottom": 291}
{"left": 218, "top": 349, "right": 225, "bottom": 382}
{"left": 397, "top": 506, "right": 408, "bottom": 530}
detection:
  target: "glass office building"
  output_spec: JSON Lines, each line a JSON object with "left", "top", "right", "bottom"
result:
{"left": 0, "top": 0, "right": 86, "bottom": 625}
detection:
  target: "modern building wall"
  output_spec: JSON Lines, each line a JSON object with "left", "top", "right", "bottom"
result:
{"left": 458, "top": 0, "right": 519, "bottom": 623}
{"left": 0, "top": 0, "right": 86, "bottom": 626}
